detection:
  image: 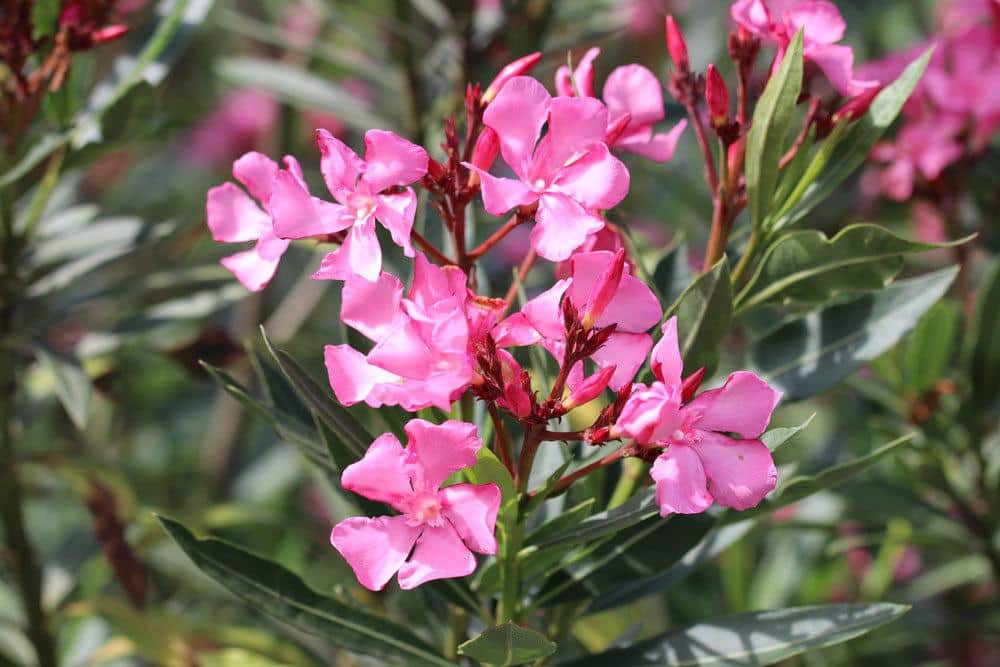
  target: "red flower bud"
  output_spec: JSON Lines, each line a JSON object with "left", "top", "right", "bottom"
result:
{"left": 680, "top": 367, "right": 706, "bottom": 403}
{"left": 582, "top": 248, "right": 626, "bottom": 330}
{"left": 705, "top": 64, "right": 730, "bottom": 126}
{"left": 665, "top": 15, "right": 690, "bottom": 72}
{"left": 471, "top": 127, "right": 500, "bottom": 171}
{"left": 832, "top": 85, "right": 882, "bottom": 123}
{"left": 482, "top": 51, "right": 542, "bottom": 103}
{"left": 91, "top": 24, "right": 129, "bottom": 45}
{"left": 604, "top": 112, "right": 632, "bottom": 146}
{"left": 427, "top": 158, "right": 446, "bottom": 181}
{"left": 563, "top": 365, "right": 616, "bottom": 411}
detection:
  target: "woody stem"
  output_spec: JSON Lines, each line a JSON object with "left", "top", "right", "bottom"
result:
{"left": 467, "top": 213, "right": 526, "bottom": 260}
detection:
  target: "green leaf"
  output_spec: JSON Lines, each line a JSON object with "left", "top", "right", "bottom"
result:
{"left": 525, "top": 499, "right": 595, "bottom": 546}
{"left": 736, "top": 224, "right": 969, "bottom": 312}
{"left": 31, "top": 0, "right": 60, "bottom": 39}
{"left": 158, "top": 517, "right": 453, "bottom": 666}
{"left": 669, "top": 258, "right": 733, "bottom": 375}
{"left": 652, "top": 239, "right": 692, "bottom": 309}
{"left": 967, "top": 258, "right": 1000, "bottom": 407}
{"left": 261, "top": 328, "right": 371, "bottom": 461}
{"left": 458, "top": 622, "right": 555, "bottom": 666}
{"left": 745, "top": 30, "right": 804, "bottom": 230}
{"left": 35, "top": 346, "right": 92, "bottom": 430}
{"left": 529, "top": 488, "right": 657, "bottom": 550}
{"left": 905, "top": 301, "right": 959, "bottom": 394}
{"left": 565, "top": 603, "right": 908, "bottom": 666}
{"left": 761, "top": 414, "right": 815, "bottom": 452}
{"left": 771, "top": 48, "right": 934, "bottom": 231}
{"left": 750, "top": 267, "right": 958, "bottom": 400}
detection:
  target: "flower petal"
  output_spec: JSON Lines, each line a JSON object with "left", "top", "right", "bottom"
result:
{"left": 219, "top": 244, "right": 284, "bottom": 291}
{"left": 603, "top": 64, "right": 665, "bottom": 129}
{"left": 341, "top": 272, "right": 404, "bottom": 341}
{"left": 362, "top": 129, "right": 429, "bottom": 193}
{"left": 616, "top": 120, "right": 687, "bottom": 162}
{"left": 464, "top": 166, "right": 537, "bottom": 216}
{"left": 492, "top": 312, "right": 543, "bottom": 347}
{"left": 552, "top": 142, "right": 630, "bottom": 211}
{"left": 683, "top": 371, "right": 782, "bottom": 438}
{"left": 397, "top": 524, "right": 477, "bottom": 589}
{"left": 650, "top": 316, "right": 683, "bottom": 388}
{"left": 520, "top": 278, "right": 570, "bottom": 341}
{"left": 270, "top": 170, "right": 349, "bottom": 239}
{"left": 591, "top": 332, "right": 652, "bottom": 390}
{"left": 616, "top": 381, "right": 682, "bottom": 444}
{"left": 232, "top": 152, "right": 279, "bottom": 202}
{"left": 330, "top": 516, "right": 421, "bottom": 591}
{"left": 440, "top": 483, "right": 501, "bottom": 554}
{"left": 566, "top": 251, "right": 660, "bottom": 332}
{"left": 786, "top": 1, "right": 846, "bottom": 45}
{"left": 324, "top": 344, "right": 401, "bottom": 406}
{"left": 531, "top": 193, "right": 604, "bottom": 261}
{"left": 483, "top": 76, "right": 551, "bottom": 178}
{"left": 404, "top": 419, "right": 481, "bottom": 491}
{"left": 375, "top": 189, "right": 418, "bottom": 256}
{"left": 316, "top": 128, "right": 364, "bottom": 202}
{"left": 342, "top": 217, "right": 383, "bottom": 282}
{"left": 206, "top": 182, "right": 270, "bottom": 243}
{"left": 651, "top": 445, "right": 714, "bottom": 516}
{"left": 692, "top": 431, "right": 777, "bottom": 510}
{"left": 340, "top": 432, "right": 414, "bottom": 510}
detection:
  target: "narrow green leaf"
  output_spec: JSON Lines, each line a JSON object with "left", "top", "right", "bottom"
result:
{"left": 737, "top": 224, "right": 970, "bottom": 312}
{"left": 35, "top": 346, "right": 92, "bottom": 430}
{"left": 158, "top": 517, "right": 453, "bottom": 666}
{"left": 745, "top": 30, "right": 804, "bottom": 230}
{"left": 458, "top": 622, "right": 555, "bottom": 666}
{"left": 530, "top": 488, "right": 657, "bottom": 550}
{"left": 967, "top": 258, "right": 1000, "bottom": 407}
{"left": 525, "top": 499, "right": 595, "bottom": 546}
{"left": 750, "top": 267, "right": 958, "bottom": 400}
{"left": 761, "top": 414, "right": 815, "bottom": 452}
{"left": 669, "top": 258, "right": 733, "bottom": 375}
{"left": 565, "top": 603, "right": 909, "bottom": 666}
{"left": 31, "top": 0, "right": 61, "bottom": 39}
{"left": 905, "top": 301, "right": 959, "bottom": 394}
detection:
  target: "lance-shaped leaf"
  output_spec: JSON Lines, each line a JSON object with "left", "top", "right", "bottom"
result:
{"left": 529, "top": 488, "right": 657, "bottom": 550}
{"left": 905, "top": 301, "right": 959, "bottom": 395}
{"left": 736, "top": 224, "right": 970, "bottom": 312}
{"left": 750, "top": 267, "right": 958, "bottom": 400}
{"left": 158, "top": 517, "right": 453, "bottom": 666}
{"left": 667, "top": 258, "right": 733, "bottom": 375}
{"left": 35, "top": 346, "right": 92, "bottom": 430}
{"left": 565, "top": 603, "right": 908, "bottom": 666}
{"left": 458, "top": 622, "right": 555, "bottom": 666}
{"left": 745, "top": 30, "right": 804, "bottom": 230}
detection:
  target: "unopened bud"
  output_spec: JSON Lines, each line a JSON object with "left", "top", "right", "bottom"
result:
{"left": 482, "top": 52, "right": 543, "bottom": 103}
{"left": 582, "top": 248, "right": 626, "bottom": 330}
{"left": 90, "top": 24, "right": 129, "bottom": 45}
{"left": 665, "top": 15, "right": 690, "bottom": 72}
{"left": 832, "top": 85, "right": 882, "bottom": 124}
{"left": 427, "top": 158, "right": 446, "bottom": 181}
{"left": 705, "top": 65, "right": 730, "bottom": 127}
{"left": 680, "top": 367, "right": 706, "bottom": 403}
{"left": 497, "top": 350, "right": 533, "bottom": 418}
{"left": 562, "top": 365, "right": 616, "bottom": 411}
{"left": 604, "top": 113, "right": 632, "bottom": 146}
{"left": 471, "top": 127, "right": 500, "bottom": 171}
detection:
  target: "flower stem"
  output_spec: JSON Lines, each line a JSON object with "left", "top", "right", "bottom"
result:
{"left": 529, "top": 448, "right": 626, "bottom": 500}
{"left": 730, "top": 227, "right": 760, "bottom": 287}
{"left": 467, "top": 212, "right": 525, "bottom": 260}
{"left": 411, "top": 229, "right": 458, "bottom": 266}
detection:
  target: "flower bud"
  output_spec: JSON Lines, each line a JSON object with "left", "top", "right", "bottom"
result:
{"left": 604, "top": 112, "right": 632, "bottom": 146}
{"left": 471, "top": 127, "right": 500, "bottom": 171}
{"left": 665, "top": 15, "right": 690, "bottom": 72}
{"left": 497, "top": 350, "right": 533, "bottom": 418}
{"left": 562, "top": 365, "right": 616, "bottom": 411}
{"left": 482, "top": 52, "right": 542, "bottom": 103}
{"left": 832, "top": 85, "right": 882, "bottom": 124}
{"left": 680, "top": 367, "right": 706, "bottom": 403}
{"left": 90, "top": 24, "right": 130, "bottom": 45}
{"left": 705, "top": 64, "right": 730, "bottom": 127}
{"left": 582, "top": 248, "right": 626, "bottom": 330}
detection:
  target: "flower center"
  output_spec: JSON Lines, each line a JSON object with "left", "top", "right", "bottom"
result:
{"left": 532, "top": 178, "right": 548, "bottom": 191}
{"left": 408, "top": 492, "right": 444, "bottom": 526}
{"left": 347, "top": 192, "right": 377, "bottom": 223}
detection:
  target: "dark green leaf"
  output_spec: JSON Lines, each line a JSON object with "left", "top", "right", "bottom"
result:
{"left": 35, "top": 346, "right": 91, "bottom": 430}
{"left": 31, "top": 0, "right": 61, "bottom": 40}
{"left": 905, "top": 301, "right": 959, "bottom": 394}
{"left": 745, "top": 30, "right": 804, "bottom": 230}
{"left": 736, "top": 224, "right": 968, "bottom": 312}
{"left": 669, "top": 258, "right": 732, "bottom": 375}
{"left": 529, "top": 488, "right": 657, "bottom": 550}
{"left": 653, "top": 239, "right": 692, "bottom": 309}
{"left": 158, "top": 517, "right": 452, "bottom": 666}
{"left": 565, "top": 603, "right": 908, "bottom": 666}
{"left": 750, "top": 267, "right": 958, "bottom": 400}
{"left": 457, "top": 622, "right": 555, "bottom": 666}
{"left": 967, "top": 258, "right": 1000, "bottom": 407}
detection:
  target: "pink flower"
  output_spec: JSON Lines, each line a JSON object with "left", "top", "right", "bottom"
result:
{"left": 615, "top": 317, "right": 782, "bottom": 515}
{"left": 730, "top": 0, "right": 877, "bottom": 96}
{"left": 555, "top": 48, "right": 688, "bottom": 162}
{"left": 272, "top": 128, "right": 428, "bottom": 282}
{"left": 464, "top": 76, "right": 631, "bottom": 261}
{"left": 324, "top": 255, "right": 496, "bottom": 411}
{"left": 331, "top": 419, "right": 501, "bottom": 591}
{"left": 185, "top": 89, "right": 279, "bottom": 169}
{"left": 870, "top": 116, "right": 965, "bottom": 200}
{"left": 205, "top": 152, "right": 296, "bottom": 291}
{"left": 494, "top": 250, "right": 661, "bottom": 391}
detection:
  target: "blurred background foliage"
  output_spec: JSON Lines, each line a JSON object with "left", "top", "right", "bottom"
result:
{"left": 2, "top": 0, "right": 998, "bottom": 665}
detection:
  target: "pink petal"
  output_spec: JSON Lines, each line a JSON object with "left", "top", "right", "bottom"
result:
{"left": 316, "top": 128, "right": 364, "bottom": 202}
{"left": 567, "top": 251, "right": 660, "bottom": 332}
{"left": 806, "top": 43, "right": 859, "bottom": 97}
{"left": 786, "top": 1, "right": 846, "bottom": 45}
{"left": 531, "top": 193, "right": 604, "bottom": 261}
{"left": 492, "top": 312, "right": 543, "bottom": 347}
{"left": 521, "top": 278, "right": 571, "bottom": 340}
{"left": 367, "top": 319, "right": 436, "bottom": 378}
{"left": 219, "top": 244, "right": 284, "bottom": 291}
{"left": 232, "top": 152, "right": 279, "bottom": 202}
{"left": 571, "top": 47, "right": 600, "bottom": 98}
{"left": 651, "top": 317, "right": 684, "bottom": 388}
{"left": 730, "top": 0, "right": 772, "bottom": 36}
{"left": 617, "top": 120, "right": 687, "bottom": 162}
{"left": 465, "top": 166, "right": 537, "bottom": 215}
{"left": 341, "top": 272, "right": 404, "bottom": 341}
{"left": 206, "top": 183, "right": 270, "bottom": 243}
{"left": 330, "top": 516, "right": 421, "bottom": 591}
{"left": 483, "top": 76, "right": 551, "bottom": 178}
{"left": 397, "top": 524, "right": 477, "bottom": 589}
{"left": 591, "top": 332, "right": 652, "bottom": 390}
{"left": 404, "top": 419, "right": 481, "bottom": 490}
{"left": 343, "top": 217, "right": 383, "bottom": 282}
{"left": 324, "top": 344, "right": 400, "bottom": 405}
{"left": 554, "top": 65, "right": 574, "bottom": 97}
{"left": 603, "top": 64, "right": 665, "bottom": 129}
{"left": 552, "top": 142, "right": 630, "bottom": 211}
{"left": 692, "top": 431, "right": 777, "bottom": 510}
{"left": 375, "top": 189, "right": 418, "bottom": 256}
{"left": 440, "top": 483, "right": 501, "bottom": 554}
{"left": 651, "top": 445, "right": 714, "bottom": 516}
{"left": 361, "top": 129, "right": 429, "bottom": 193}
{"left": 340, "top": 433, "right": 414, "bottom": 509}
{"left": 537, "top": 96, "right": 609, "bottom": 178}
{"left": 683, "top": 371, "right": 782, "bottom": 438}
{"left": 409, "top": 253, "right": 468, "bottom": 312}
{"left": 270, "top": 170, "right": 350, "bottom": 239}
{"left": 616, "top": 381, "right": 682, "bottom": 444}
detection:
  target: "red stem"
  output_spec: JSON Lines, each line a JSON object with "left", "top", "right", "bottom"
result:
{"left": 411, "top": 229, "right": 458, "bottom": 266}
{"left": 467, "top": 213, "right": 525, "bottom": 260}
{"left": 529, "top": 448, "right": 627, "bottom": 499}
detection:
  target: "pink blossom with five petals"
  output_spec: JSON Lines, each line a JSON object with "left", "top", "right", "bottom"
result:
{"left": 331, "top": 419, "right": 501, "bottom": 591}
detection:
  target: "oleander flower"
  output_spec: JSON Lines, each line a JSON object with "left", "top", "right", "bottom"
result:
{"left": 616, "top": 317, "right": 782, "bottom": 515}
{"left": 331, "top": 420, "right": 501, "bottom": 590}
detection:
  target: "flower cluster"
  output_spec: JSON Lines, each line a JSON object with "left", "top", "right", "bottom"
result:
{"left": 197, "top": 1, "right": 887, "bottom": 590}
